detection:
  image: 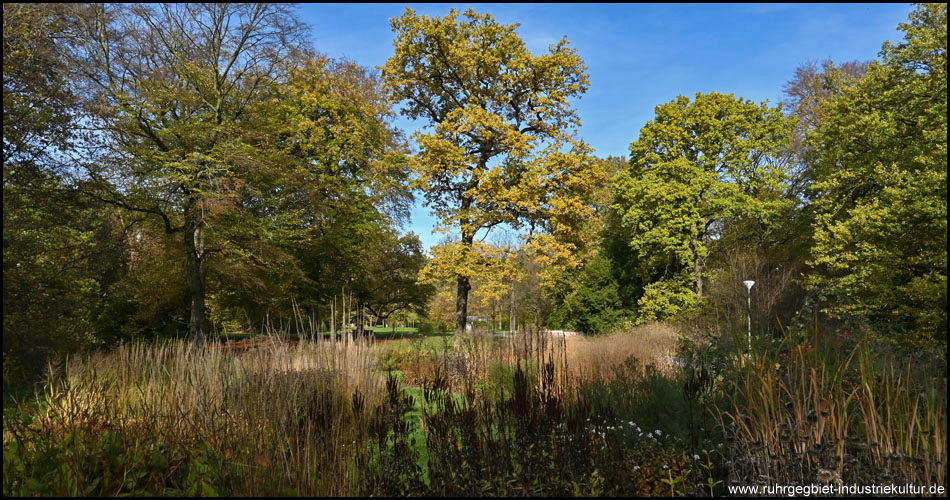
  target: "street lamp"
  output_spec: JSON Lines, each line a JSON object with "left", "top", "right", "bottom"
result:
{"left": 743, "top": 280, "right": 755, "bottom": 351}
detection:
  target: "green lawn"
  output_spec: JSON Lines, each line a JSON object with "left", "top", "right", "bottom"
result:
{"left": 215, "top": 327, "right": 455, "bottom": 342}
{"left": 366, "top": 326, "right": 421, "bottom": 340}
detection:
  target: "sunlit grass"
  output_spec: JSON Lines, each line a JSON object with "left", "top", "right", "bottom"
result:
{"left": 3, "top": 334, "right": 385, "bottom": 496}
{"left": 4, "top": 321, "right": 944, "bottom": 496}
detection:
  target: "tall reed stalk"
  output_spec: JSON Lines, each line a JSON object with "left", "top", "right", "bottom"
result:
{"left": 717, "top": 335, "right": 946, "bottom": 490}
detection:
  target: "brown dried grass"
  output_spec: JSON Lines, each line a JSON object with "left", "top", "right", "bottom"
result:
{"left": 563, "top": 322, "right": 682, "bottom": 386}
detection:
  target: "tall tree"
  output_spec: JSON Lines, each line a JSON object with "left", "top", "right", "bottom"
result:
{"left": 381, "top": 8, "right": 604, "bottom": 334}
{"left": 3, "top": 4, "right": 135, "bottom": 379}
{"left": 65, "top": 4, "right": 311, "bottom": 343}
{"left": 3, "top": 3, "right": 75, "bottom": 169}
{"left": 614, "top": 92, "right": 794, "bottom": 321}
{"left": 353, "top": 231, "right": 433, "bottom": 335}
{"left": 209, "top": 55, "right": 412, "bottom": 328}
{"left": 806, "top": 3, "right": 947, "bottom": 345}
{"left": 782, "top": 59, "right": 868, "bottom": 195}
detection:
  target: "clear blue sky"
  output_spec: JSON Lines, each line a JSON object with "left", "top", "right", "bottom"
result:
{"left": 296, "top": 3, "right": 914, "bottom": 251}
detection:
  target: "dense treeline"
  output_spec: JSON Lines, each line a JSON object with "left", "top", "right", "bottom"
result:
{"left": 545, "top": 3, "right": 946, "bottom": 351}
{"left": 3, "top": 3, "right": 946, "bottom": 383}
{"left": 3, "top": 4, "right": 431, "bottom": 380}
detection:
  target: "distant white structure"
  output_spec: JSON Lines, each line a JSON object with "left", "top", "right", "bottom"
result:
{"left": 542, "top": 329, "right": 581, "bottom": 336}
{"left": 465, "top": 316, "right": 488, "bottom": 332}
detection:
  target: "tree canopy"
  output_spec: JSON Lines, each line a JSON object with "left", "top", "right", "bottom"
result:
{"left": 381, "top": 7, "right": 605, "bottom": 334}
{"left": 613, "top": 92, "right": 794, "bottom": 322}
{"left": 805, "top": 3, "right": 947, "bottom": 345}
{"left": 3, "top": 3, "right": 946, "bottom": 381}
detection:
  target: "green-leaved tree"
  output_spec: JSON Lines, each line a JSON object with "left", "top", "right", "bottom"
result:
{"left": 614, "top": 92, "right": 794, "bottom": 322}
{"left": 806, "top": 3, "right": 947, "bottom": 346}
{"left": 67, "top": 4, "right": 313, "bottom": 343}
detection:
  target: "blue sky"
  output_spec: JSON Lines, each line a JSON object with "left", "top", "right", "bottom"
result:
{"left": 296, "top": 3, "right": 914, "bottom": 250}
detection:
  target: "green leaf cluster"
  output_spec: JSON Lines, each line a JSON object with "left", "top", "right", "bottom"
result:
{"left": 805, "top": 3, "right": 947, "bottom": 345}
{"left": 613, "top": 92, "right": 794, "bottom": 321}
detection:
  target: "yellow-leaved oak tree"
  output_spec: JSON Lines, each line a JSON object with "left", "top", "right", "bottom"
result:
{"left": 421, "top": 236, "right": 522, "bottom": 332}
{"left": 381, "top": 8, "right": 605, "bottom": 334}
{"left": 614, "top": 92, "right": 794, "bottom": 323}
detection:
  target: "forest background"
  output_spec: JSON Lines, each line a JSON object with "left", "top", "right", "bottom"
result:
{"left": 3, "top": 2, "right": 945, "bottom": 379}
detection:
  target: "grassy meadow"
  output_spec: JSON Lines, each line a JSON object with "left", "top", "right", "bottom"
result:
{"left": 4, "top": 323, "right": 945, "bottom": 496}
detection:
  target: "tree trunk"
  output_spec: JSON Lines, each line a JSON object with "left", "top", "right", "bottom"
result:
{"left": 510, "top": 281, "right": 516, "bottom": 334}
{"left": 184, "top": 201, "right": 207, "bottom": 344}
{"left": 357, "top": 301, "right": 364, "bottom": 336}
{"left": 691, "top": 221, "right": 704, "bottom": 298}
{"left": 330, "top": 298, "right": 336, "bottom": 341}
{"left": 455, "top": 222, "right": 474, "bottom": 335}
{"left": 455, "top": 274, "right": 471, "bottom": 335}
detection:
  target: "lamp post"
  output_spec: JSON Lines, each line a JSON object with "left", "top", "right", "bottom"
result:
{"left": 743, "top": 280, "right": 754, "bottom": 351}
